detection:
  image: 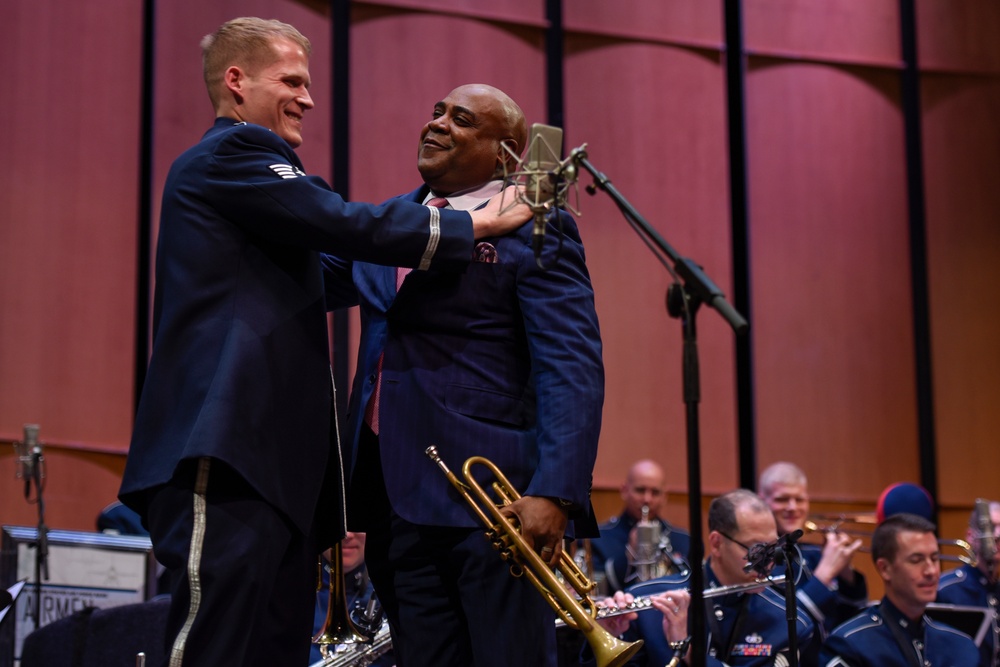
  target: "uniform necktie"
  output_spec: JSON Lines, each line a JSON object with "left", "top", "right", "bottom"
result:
{"left": 364, "top": 196, "right": 449, "bottom": 434}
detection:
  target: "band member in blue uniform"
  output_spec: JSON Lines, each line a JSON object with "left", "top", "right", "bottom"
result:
{"left": 590, "top": 460, "right": 692, "bottom": 592}
{"left": 118, "top": 19, "right": 530, "bottom": 667}
{"left": 758, "top": 462, "right": 868, "bottom": 635}
{"left": 588, "top": 489, "right": 818, "bottom": 667}
{"left": 344, "top": 83, "right": 604, "bottom": 667}
{"left": 821, "top": 513, "right": 980, "bottom": 667}
{"left": 937, "top": 500, "right": 1000, "bottom": 667}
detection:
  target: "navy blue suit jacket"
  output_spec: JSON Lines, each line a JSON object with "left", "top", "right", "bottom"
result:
{"left": 345, "top": 185, "right": 604, "bottom": 532}
{"left": 120, "top": 119, "right": 477, "bottom": 540}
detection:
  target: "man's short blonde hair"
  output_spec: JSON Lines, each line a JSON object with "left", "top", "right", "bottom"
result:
{"left": 201, "top": 17, "right": 311, "bottom": 109}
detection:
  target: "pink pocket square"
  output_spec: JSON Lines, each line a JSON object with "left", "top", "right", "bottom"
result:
{"left": 473, "top": 242, "right": 499, "bottom": 263}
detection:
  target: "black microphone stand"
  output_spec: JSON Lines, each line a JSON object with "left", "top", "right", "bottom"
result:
{"left": 743, "top": 530, "right": 802, "bottom": 667}
{"left": 779, "top": 535, "right": 802, "bottom": 667}
{"left": 569, "top": 146, "right": 748, "bottom": 667}
{"left": 26, "top": 447, "right": 49, "bottom": 630}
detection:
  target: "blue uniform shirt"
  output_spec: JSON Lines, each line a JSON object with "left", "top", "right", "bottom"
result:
{"left": 937, "top": 563, "right": 999, "bottom": 667}
{"left": 821, "top": 597, "right": 980, "bottom": 667}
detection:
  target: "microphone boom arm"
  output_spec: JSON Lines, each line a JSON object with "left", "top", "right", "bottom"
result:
{"left": 564, "top": 144, "right": 749, "bottom": 667}
{"left": 568, "top": 145, "right": 747, "bottom": 334}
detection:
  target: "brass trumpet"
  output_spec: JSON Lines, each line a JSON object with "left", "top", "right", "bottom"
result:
{"left": 312, "top": 542, "right": 373, "bottom": 656}
{"left": 425, "top": 446, "right": 643, "bottom": 667}
{"left": 804, "top": 515, "right": 977, "bottom": 566}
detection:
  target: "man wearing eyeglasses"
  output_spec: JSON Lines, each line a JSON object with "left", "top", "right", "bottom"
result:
{"left": 594, "top": 489, "right": 818, "bottom": 666}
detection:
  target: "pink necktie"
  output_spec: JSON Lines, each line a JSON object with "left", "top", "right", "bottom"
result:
{"left": 364, "top": 196, "right": 449, "bottom": 434}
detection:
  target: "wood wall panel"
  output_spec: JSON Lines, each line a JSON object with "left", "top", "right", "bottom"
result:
{"left": 745, "top": 0, "right": 900, "bottom": 67}
{"left": 564, "top": 0, "right": 722, "bottom": 48}
{"left": 917, "top": 0, "right": 1000, "bottom": 73}
{"left": 2, "top": 0, "right": 998, "bottom": 541}
{"left": 152, "top": 0, "right": 333, "bottom": 218}
{"left": 565, "top": 37, "right": 737, "bottom": 495}
{"left": 0, "top": 0, "right": 332, "bottom": 533}
{"left": 747, "top": 61, "right": 919, "bottom": 500}
{"left": 0, "top": 0, "right": 142, "bottom": 451}
{"left": 922, "top": 74, "right": 1000, "bottom": 506}
{"left": 0, "top": 448, "right": 126, "bottom": 533}
{"left": 348, "top": 7, "right": 545, "bottom": 204}
{"left": 356, "top": 0, "right": 545, "bottom": 26}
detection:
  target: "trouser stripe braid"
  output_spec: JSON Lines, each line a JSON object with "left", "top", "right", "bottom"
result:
{"left": 169, "top": 458, "right": 211, "bottom": 667}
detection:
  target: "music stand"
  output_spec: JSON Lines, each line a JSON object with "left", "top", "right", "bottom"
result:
{"left": 925, "top": 602, "right": 992, "bottom": 647}
{"left": 0, "top": 580, "right": 27, "bottom": 626}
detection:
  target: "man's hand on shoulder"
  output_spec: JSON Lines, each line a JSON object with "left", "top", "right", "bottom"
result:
{"left": 469, "top": 184, "right": 532, "bottom": 239}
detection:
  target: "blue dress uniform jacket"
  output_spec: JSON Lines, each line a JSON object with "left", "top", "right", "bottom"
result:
{"left": 601, "top": 563, "right": 818, "bottom": 667}
{"left": 937, "top": 564, "right": 1000, "bottom": 667}
{"left": 120, "top": 119, "right": 476, "bottom": 541}
{"left": 590, "top": 511, "right": 692, "bottom": 591}
{"left": 821, "top": 600, "right": 980, "bottom": 667}
{"left": 344, "top": 185, "right": 604, "bottom": 531}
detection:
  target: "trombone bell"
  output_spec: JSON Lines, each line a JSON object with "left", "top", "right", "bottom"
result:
{"left": 311, "top": 542, "right": 372, "bottom": 655}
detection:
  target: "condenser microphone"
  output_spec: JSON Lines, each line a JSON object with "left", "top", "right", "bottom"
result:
{"left": 17, "top": 424, "right": 40, "bottom": 498}
{"left": 743, "top": 530, "right": 803, "bottom": 575}
{"left": 522, "top": 123, "right": 564, "bottom": 263}
{"left": 973, "top": 498, "right": 997, "bottom": 570}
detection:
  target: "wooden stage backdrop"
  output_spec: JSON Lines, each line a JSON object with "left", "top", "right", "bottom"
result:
{"left": 2, "top": 1, "right": 998, "bottom": 602}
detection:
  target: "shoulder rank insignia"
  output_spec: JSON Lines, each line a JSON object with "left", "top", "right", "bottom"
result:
{"left": 269, "top": 163, "right": 306, "bottom": 179}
